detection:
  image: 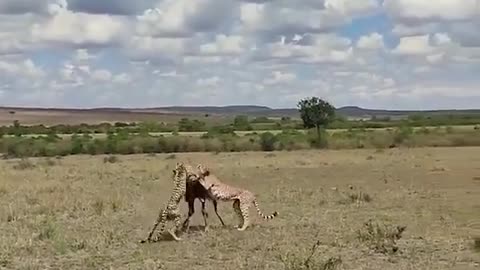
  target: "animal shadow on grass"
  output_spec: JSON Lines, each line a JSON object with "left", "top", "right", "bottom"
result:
{"left": 182, "top": 225, "right": 208, "bottom": 233}
{"left": 142, "top": 225, "right": 225, "bottom": 244}
{"left": 183, "top": 224, "right": 232, "bottom": 234}
{"left": 474, "top": 237, "right": 480, "bottom": 253}
{"left": 140, "top": 232, "right": 183, "bottom": 243}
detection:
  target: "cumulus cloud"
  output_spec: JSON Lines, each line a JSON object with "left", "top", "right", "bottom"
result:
{"left": 263, "top": 71, "right": 296, "bottom": 85}
{"left": 92, "top": 69, "right": 112, "bottom": 82}
{"left": 135, "top": 0, "right": 236, "bottom": 38}
{"left": 324, "top": 0, "right": 379, "bottom": 16}
{"left": 0, "top": 59, "right": 45, "bottom": 78}
{"left": 196, "top": 76, "right": 221, "bottom": 87}
{"left": 199, "top": 35, "right": 248, "bottom": 56}
{"left": 31, "top": 7, "right": 128, "bottom": 47}
{"left": 385, "top": 0, "right": 478, "bottom": 22}
{"left": 356, "top": 32, "right": 385, "bottom": 49}
{"left": 392, "top": 35, "right": 435, "bottom": 55}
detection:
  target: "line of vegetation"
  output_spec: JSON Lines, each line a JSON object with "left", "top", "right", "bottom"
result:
{"left": 2, "top": 112, "right": 480, "bottom": 136}
{"left": 1, "top": 125, "right": 479, "bottom": 158}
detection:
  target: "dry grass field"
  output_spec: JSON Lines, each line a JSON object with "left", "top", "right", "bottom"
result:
{"left": 1, "top": 147, "right": 480, "bottom": 269}
{"left": 0, "top": 108, "right": 229, "bottom": 126}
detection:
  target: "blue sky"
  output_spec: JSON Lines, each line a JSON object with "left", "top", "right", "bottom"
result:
{"left": 0, "top": 0, "right": 479, "bottom": 109}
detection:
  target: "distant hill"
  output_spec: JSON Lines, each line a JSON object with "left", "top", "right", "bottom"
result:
{"left": 1, "top": 105, "right": 480, "bottom": 125}
{"left": 129, "top": 105, "right": 480, "bottom": 118}
{"left": 336, "top": 106, "right": 480, "bottom": 118}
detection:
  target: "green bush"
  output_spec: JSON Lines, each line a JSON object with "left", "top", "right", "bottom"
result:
{"left": 306, "top": 129, "right": 328, "bottom": 148}
{"left": 393, "top": 125, "right": 413, "bottom": 145}
{"left": 260, "top": 132, "right": 277, "bottom": 151}
{"left": 202, "top": 125, "right": 236, "bottom": 138}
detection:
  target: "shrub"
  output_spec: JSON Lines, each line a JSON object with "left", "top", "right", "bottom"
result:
{"left": 393, "top": 125, "right": 413, "bottom": 145}
{"left": 203, "top": 138, "right": 224, "bottom": 153}
{"left": 416, "top": 127, "right": 430, "bottom": 135}
{"left": 357, "top": 219, "right": 406, "bottom": 254}
{"left": 445, "top": 126, "right": 454, "bottom": 134}
{"left": 202, "top": 125, "right": 236, "bottom": 138}
{"left": 306, "top": 129, "right": 328, "bottom": 148}
{"left": 103, "top": 155, "right": 119, "bottom": 163}
{"left": 13, "top": 158, "right": 36, "bottom": 170}
{"left": 278, "top": 238, "right": 342, "bottom": 270}
{"left": 260, "top": 132, "right": 277, "bottom": 151}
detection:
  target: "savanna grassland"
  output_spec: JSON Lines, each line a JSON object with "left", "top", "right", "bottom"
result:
{"left": 1, "top": 148, "right": 480, "bottom": 269}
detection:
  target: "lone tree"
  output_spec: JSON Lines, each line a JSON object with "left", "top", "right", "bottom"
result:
{"left": 297, "top": 97, "right": 336, "bottom": 145}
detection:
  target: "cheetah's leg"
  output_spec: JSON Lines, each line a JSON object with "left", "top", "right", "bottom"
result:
{"left": 168, "top": 209, "right": 183, "bottom": 241}
{"left": 213, "top": 199, "right": 226, "bottom": 227}
{"left": 233, "top": 200, "right": 244, "bottom": 229}
{"left": 141, "top": 209, "right": 167, "bottom": 243}
{"left": 181, "top": 200, "right": 195, "bottom": 233}
{"left": 237, "top": 200, "right": 251, "bottom": 231}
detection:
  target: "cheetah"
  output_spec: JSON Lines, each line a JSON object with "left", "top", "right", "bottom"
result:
{"left": 181, "top": 165, "right": 226, "bottom": 232}
{"left": 194, "top": 164, "right": 278, "bottom": 231}
{"left": 140, "top": 162, "right": 192, "bottom": 242}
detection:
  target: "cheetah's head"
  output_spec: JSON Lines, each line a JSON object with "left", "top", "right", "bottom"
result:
{"left": 172, "top": 162, "right": 186, "bottom": 177}
{"left": 194, "top": 164, "right": 213, "bottom": 189}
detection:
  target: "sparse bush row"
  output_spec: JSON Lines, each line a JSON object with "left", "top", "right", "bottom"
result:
{"left": 2, "top": 112, "right": 480, "bottom": 137}
{"left": 1, "top": 127, "right": 479, "bottom": 158}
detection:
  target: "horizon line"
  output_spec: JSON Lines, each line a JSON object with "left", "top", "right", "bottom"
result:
{"left": 1, "top": 104, "right": 480, "bottom": 112}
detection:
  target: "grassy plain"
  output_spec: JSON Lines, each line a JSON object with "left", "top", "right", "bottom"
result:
{"left": 1, "top": 148, "right": 480, "bottom": 269}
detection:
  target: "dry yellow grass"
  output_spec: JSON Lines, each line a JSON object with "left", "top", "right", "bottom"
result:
{"left": 1, "top": 147, "right": 480, "bottom": 269}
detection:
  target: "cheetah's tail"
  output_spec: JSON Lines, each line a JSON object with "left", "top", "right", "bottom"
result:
{"left": 253, "top": 199, "right": 278, "bottom": 220}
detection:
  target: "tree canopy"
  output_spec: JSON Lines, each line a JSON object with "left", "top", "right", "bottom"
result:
{"left": 297, "top": 97, "right": 336, "bottom": 130}
{"left": 297, "top": 97, "right": 336, "bottom": 146}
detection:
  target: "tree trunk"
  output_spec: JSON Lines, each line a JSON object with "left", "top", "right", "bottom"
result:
{"left": 316, "top": 125, "right": 321, "bottom": 147}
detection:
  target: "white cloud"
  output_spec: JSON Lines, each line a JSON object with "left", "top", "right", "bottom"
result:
{"left": 391, "top": 23, "right": 440, "bottom": 37}
{"left": 432, "top": 33, "right": 452, "bottom": 46}
{"left": 239, "top": 2, "right": 347, "bottom": 37}
{"left": 196, "top": 76, "right": 221, "bottom": 87}
{"left": 199, "top": 35, "right": 247, "bottom": 56}
{"left": 426, "top": 53, "right": 445, "bottom": 63}
{"left": 392, "top": 35, "right": 435, "bottom": 55}
{"left": 112, "top": 73, "right": 132, "bottom": 84}
{"left": 324, "top": 0, "right": 379, "bottom": 16}
{"left": 356, "top": 32, "right": 384, "bottom": 49}
{"left": 0, "top": 34, "right": 25, "bottom": 55}
{"left": 74, "top": 49, "right": 96, "bottom": 61}
{"left": 253, "top": 33, "right": 354, "bottom": 64}
{"left": 385, "top": 0, "right": 478, "bottom": 22}
{"left": 263, "top": 71, "right": 296, "bottom": 85}
{"left": 0, "top": 58, "right": 44, "bottom": 78}
{"left": 31, "top": 6, "right": 127, "bottom": 46}
{"left": 135, "top": 0, "right": 235, "bottom": 38}
{"left": 92, "top": 69, "right": 112, "bottom": 82}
